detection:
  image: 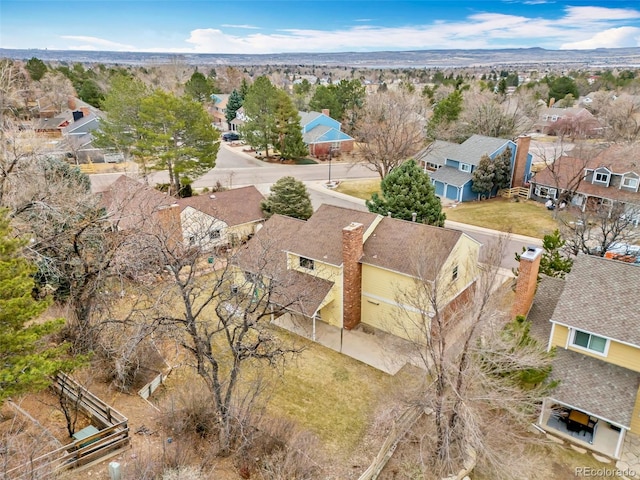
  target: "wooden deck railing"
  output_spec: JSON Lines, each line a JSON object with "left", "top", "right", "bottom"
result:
{"left": 1, "top": 373, "right": 130, "bottom": 480}
{"left": 498, "top": 187, "right": 530, "bottom": 200}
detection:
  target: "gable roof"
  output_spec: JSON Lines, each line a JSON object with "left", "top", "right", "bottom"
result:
{"left": 551, "top": 254, "right": 640, "bottom": 345}
{"left": 415, "top": 140, "right": 458, "bottom": 166}
{"left": 98, "top": 175, "right": 177, "bottom": 231}
{"left": 233, "top": 214, "right": 334, "bottom": 317}
{"left": 303, "top": 125, "right": 354, "bottom": 144}
{"left": 298, "top": 111, "right": 323, "bottom": 127}
{"left": 176, "top": 186, "right": 265, "bottom": 226}
{"left": 362, "top": 216, "right": 463, "bottom": 279}
{"left": 288, "top": 204, "right": 379, "bottom": 266}
{"left": 453, "top": 135, "right": 512, "bottom": 166}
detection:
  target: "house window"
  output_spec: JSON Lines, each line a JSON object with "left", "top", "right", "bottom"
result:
{"left": 534, "top": 185, "right": 557, "bottom": 199}
{"left": 572, "top": 330, "right": 607, "bottom": 354}
{"left": 594, "top": 172, "right": 610, "bottom": 184}
{"left": 459, "top": 163, "right": 471, "bottom": 173}
{"left": 209, "top": 229, "right": 221, "bottom": 240}
{"left": 299, "top": 256, "right": 315, "bottom": 270}
{"left": 622, "top": 177, "right": 639, "bottom": 189}
{"left": 452, "top": 265, "right": 459, "bottom": 281}
{"left": 425, "top": 162, "right": 441, "bottom": 171}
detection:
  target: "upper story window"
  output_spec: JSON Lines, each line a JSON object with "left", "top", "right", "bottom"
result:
{"left": 622, "top": 176, "right": 639, "bottom": 190}
{"left": 425, "top": 162, "right": 441, "bottom": 171}
{"left": 593, "top": 171, "right": 610, "bottom": 185}
{"left": 572, "top": 329, "right": 608, "bottom": 355}
{"left": 460, "top": 163, "right": 471, "bottom": 173}
{"left": 299, "top": 256, "right": 315, "bottom": 270}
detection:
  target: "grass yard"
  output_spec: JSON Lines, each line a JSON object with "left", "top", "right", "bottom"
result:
{"left": 444, "top": 197, "right": 558, "bottom": 238}
{"left": 334, "top": 178, "right": 380, "bottom": 201}
{"left": 267, "top": 332, "right": 412, "bottom": 459}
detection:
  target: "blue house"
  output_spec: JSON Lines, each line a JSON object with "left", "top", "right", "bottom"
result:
{"left": 415, "top": 135, "right": 533, "bottom": 202}
{"left": 298, "top": 110, "right": 354, "bottom": 157}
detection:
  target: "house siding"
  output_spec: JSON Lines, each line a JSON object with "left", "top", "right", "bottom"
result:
{"left": 551, "top": 323, "right": 570, "bottom": 348}
{"left": 629, "top": 388, "right": 640, "bottom": 434}
{"left": 288, "top": 253, "right": 343, "bottom": 328}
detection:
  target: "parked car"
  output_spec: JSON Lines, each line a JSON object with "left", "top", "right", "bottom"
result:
{"left": 222, "top": 132, "right": 240, "bottom": 142}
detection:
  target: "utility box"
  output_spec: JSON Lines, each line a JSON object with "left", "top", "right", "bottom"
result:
{"left": 108, "top": 461, "right": 121, "bottom": 480}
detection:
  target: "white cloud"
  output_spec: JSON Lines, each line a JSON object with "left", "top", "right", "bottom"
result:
{"left": 561, "top": 27, "right": 640, "bottom": 49}
{"left": 220, "top": 24, "right": 260, "bottom": 29}
{"left": 60, "top": 35, "right": 134, "bottom": 51}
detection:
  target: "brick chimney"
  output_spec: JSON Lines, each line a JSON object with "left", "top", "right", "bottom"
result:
{"left": 342, "top": 222, "right": 364, "bottom": 330}
{"left": 511, "top": 246, "right": 543, "bottom": 318}
{"left": 68, "top": 97, "right": 77, "bottom": 110}
{"left": 155, "top": 203, "right": 182, "bottom": 248}
{"left": 321, "top": 108, "right": 330, "bottom": 117}
{"left": 511, "top": 135, "right": 531, "bottom": 188}
{"left": 80, "top": 106, "right": 91, "bottom": 118}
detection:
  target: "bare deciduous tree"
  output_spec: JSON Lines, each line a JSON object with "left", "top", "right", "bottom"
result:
{"left": 558, "top": 201, "right": 640, "bottom": 257}
{"left": 353, "top": 90, "right": 427, "bottom": 178}
{"left": 458, "top": 89, "right": 530, "bottom": 139}
{"left": 391, "top": 238, "right": 554, "bottom": 479}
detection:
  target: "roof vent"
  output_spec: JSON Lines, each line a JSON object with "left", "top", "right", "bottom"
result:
{"left": 209, "top": 195, "right": 216, "bottom": 199}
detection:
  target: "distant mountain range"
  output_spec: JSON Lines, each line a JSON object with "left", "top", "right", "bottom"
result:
{"left": 2, "top": 47, "right": 640, "bottom": 69}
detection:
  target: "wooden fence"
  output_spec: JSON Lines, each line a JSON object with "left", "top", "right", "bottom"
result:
{"left": 498, "top": 187, "right": 530, "bottom": 200}
{"left": 138, "top": 368, "right": 171, "bottom": 400}
{"left": 358, "top": 405, "right": 424, "bottom": 480}
{"left": 2, "top": 374, "right": 130, "bottom": 480}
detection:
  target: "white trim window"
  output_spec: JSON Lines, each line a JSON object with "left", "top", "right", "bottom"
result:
{"left": 593, "top": 171, "right": 611, "bottom": 185}
{"left": 572, "top": 329, "right": 608, "bottom": 355}
{"left": 459, "top": 163, "right": 471, "bottom": 173}
{"left": 299, "top": 256, "right": 315, "bottom": 270}
{"left": 622, "top": 176, "right": 639, "bottom": 190}
{"left": 535, "top": 185, "right": 557, "bottom": 199}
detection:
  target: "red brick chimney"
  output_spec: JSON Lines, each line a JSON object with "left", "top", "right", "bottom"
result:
{"left": 511, "top": 246, "right": 543, "bottom": 318}
{"left": 68, "top": 97, "right": 77, "bottom": 110}
{"left": 321, "top": 108, "right": 330, "bottom": 117}
{"left": 80, "top": 106, "right": 91, "bottom": 118}
{"left": 342, "top": 222, "right": 364, "bottom": 330}
{"left": 511, "top": 135, "right": 531, "bottom": 188}
{"left": 155, "top": 203, "right": 182, "bottom": 248}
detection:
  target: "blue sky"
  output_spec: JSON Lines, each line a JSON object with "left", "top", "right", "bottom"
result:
{"left": 2, "top": 0, "right": 640, "bottom": 53}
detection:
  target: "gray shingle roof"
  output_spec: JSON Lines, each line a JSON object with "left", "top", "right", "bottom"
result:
{"left": 362, "top": 217, "right": 463, "bottom": 279}
{"left": 415, "top": 140, "right": 457, "bottom": 166}
{"left": 302, "top": 124, "right": 331, "bottom": 143}
{"left": 550, "top": 349, "right": 640, "bottom": 427}
{"left": 551, "top": 255, "right": 640, "bottom": 345}
{"left": 453, "top": 135, "right": 511, "bottom": 166}
{"left": 298, "top": 111, "right": 322, "bottom": 127}
{"left": 527, "top": 276, "right": 566, "bottom": 344}
{"left": 429, "top": 166, "right": 472, "bottom": 187}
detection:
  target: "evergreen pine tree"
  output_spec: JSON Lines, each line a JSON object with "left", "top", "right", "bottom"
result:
{"left": 225, "top": 89, "right": 243, "bottom": 126}
{"left": 261, "top": 176, "right": 313, "bottom": 220}
{"left": 366, "top": 160, "right": 445, "bottom": 227}
{"left": 471, "top": 154, "right": 495, "bottom": 196}
{"left": 0, "top": 210, "right": 77, "bottom": 404}
{"left": 274, "top": 91, "right": 308, "bottom": 160}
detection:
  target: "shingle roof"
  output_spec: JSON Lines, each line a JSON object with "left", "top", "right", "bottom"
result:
{"left": 288, "top": 205, "right": 379, "bottom": 266}
{"left": 176, "top": 186, "right": 265, "bottom": 226}
{"left": 298, "top": 111, "right": 322, "bottom": 127}
{"left": 362, "top": 217, "right": 463, "bottom": 279}
{"left": 233, "top": 214, "right": 334, "bottom": 317}
{"left": 414, "top": 140, "right": 457, "bottom": 166}
{"left": 453, "top": 135, "right": 511, "bottom": 166}
{"left": 550, "top": 349, "right": 640, "bottom": 427}
{"left": 527, "top": 276, "right": 566, "bottom": 344}
{"left": 429, "top": 166, "right": 472, "bottom": 187}
{"left": 98, "top": 175, "right": 177, "bottom": 231}
{"left": 551, "top": 255, "right": 640, "bottom": 345}
{"left": 303, "top": 125, "right": 353, "bottom": 144}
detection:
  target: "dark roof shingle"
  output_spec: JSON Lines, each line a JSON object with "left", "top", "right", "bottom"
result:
{"left": 177, "top": 186, "right": 265, "bottom": 226}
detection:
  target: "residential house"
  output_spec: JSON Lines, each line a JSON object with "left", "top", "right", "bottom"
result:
{"left": 533, "top": 106, "right": 602, "bottom": 137}
{"left": 235, "top": 204, "right": 481, "bottom": 343}
{"left": 210, "top": 93, "right": 230, "bottom": 131}
{"left": 98, "top": 175, "right": 180, "bottom": 231}
{"left": 515, "top": 250, "right": 640, "bottom": 459}
{"left": 415, "top": 135, "right": 533, "bottom": 202}
{"left": 299, "top": 109, "right": 354, "bottom": 158}
{"left": 34, "top": 97, "right": 110, "bottom": 163}
{"left": 529, "top": 144, "right": 640, "bottom": 224}
{"left": 176, "top": 186, "right": 266, "bottom": 250}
